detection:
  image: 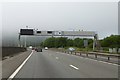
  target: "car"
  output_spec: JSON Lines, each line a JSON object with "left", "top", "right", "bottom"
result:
{"left": 32, "top": 48, "right": 35, "bottom": 50}
{"left": 29, "top": 46, "right": 32, "bottom": 49}
{"left": 68, "top": 47, "right": 75, "bottom": 52}
{"left": 45, "top": 47, "right": 48, "bottom": 50}
{"left": 35, "top": 48, "right": 42, "bottom": 52}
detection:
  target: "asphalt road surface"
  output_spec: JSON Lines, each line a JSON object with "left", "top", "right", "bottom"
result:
{"left": 14, "top": 50, "right": 118, "bottom": 78}
{"left": 2, "top": 50, "right": 31, "bottom": 78}
{"left": 70, "top": 52, "right": 119, "bottom": 64}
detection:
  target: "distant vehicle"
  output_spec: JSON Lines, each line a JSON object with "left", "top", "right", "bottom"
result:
{"left": 68, "top": 47, "right": 75, "bottom": 52}
{"left": 35, "top": 48, "right": 42, "bottom": 52}
{"left": 45, "top": 47, "right": 48, "bottom": 50}
{"left": 29, "top": 46, "right": 32, "bottom": 49}
{"left": 32, "top": 48, "right": 35, "bottom": 50}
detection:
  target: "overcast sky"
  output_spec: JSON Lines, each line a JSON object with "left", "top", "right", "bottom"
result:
{"left": 2, "top": 1, "right": 118, "bottom": 39}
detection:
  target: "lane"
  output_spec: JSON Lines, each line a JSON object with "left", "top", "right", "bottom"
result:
{"left": 14, "top": 50, "right": 87, "bottom": 78}
{"left": 75, "top": 52, "right": 119, "bottom": 64}
{"left": 9, "top": 51, "right": 33, "bottom": 78}
{"left": 48, "top": 50, "right": 118, "bottom": 78}
{"left": 62, "top": 51, "right": 118, "bottom": 64}
{"left": 2, "top": 50, "right": 31, "bottom": 78}
{"left": 14, "top": 50, "right": 118, "bottom": 78}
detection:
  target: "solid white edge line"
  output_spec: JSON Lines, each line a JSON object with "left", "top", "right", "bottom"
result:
{"left": 70, "top": 65, "right": 79, "bottom": 70}
{"left": 8, "top": 51, "right": 33, "bottom": 79}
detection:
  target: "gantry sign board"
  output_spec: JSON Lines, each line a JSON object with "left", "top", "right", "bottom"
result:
{"left": 20, "top": 29, "right": 34, "bottom": 35}
{"left": 20, "top": 29, "right": 96, "bottom": 37}
{"left": 36, "top": 31, "right": 96, "bottom": 37}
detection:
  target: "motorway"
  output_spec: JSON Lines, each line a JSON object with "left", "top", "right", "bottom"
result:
{"left": 11, "top": 49, "right": 119, "bottom": 78}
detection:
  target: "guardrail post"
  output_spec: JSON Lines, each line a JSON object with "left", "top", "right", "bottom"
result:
{"left": 108, "top": 57, "right": 110, "bottom": 60}
{"left": 75, "top": 52, "right": 76, "bottom": 55}
{"left": 67, "top": 51, "right": 69, "bottom": 54}
{"left": 95, "top": 54, "right": 97, "bottom": 58}
{"left": 86, "top": 53, "right": 88, "bottom": 57}
{"left": 80, "top": 52, "right": 81, "bottom": 56}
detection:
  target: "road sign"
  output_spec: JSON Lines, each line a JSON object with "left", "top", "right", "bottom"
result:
{"left": 84, "top": 40, "right": 88, "bottom": 47}
{"left": 20, "top": 29, "right": 34, "bottom": 35}
{"left": 47, "top": 31, "right": 53, "bottom": 34}
{"left": 37, "top": 31, "right": 41, "bottom": 34}
{"left": 109, "top": 48, "right": 113, "bottom": 53}
{"left": 54, "top": 31, "right": 63, "bottom": 36}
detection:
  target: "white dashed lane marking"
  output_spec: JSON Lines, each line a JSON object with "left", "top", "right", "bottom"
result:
{"left": 69, "top": 65, "right": 79, "bottom": 70}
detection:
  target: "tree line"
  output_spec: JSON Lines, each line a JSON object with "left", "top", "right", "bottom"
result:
{"left": 100, "top": 35, "right": 120, "bottom": 48}
{"left": 40, "top": 37, "right": 93, "bottom": 48}
{"left": 40, "top": 35, "right": 120, "bottom": 49}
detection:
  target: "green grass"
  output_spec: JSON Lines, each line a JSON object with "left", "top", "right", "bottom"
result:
{"left": 63, "top": 47, "right": 120, "bottom": 54}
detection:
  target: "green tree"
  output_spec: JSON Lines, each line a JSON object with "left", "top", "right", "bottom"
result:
{"left": 66, "top": 39, "right": 74, "bottom": 47}
{"left": 43, "top": 37, "right": 56, "bottom": 48}
{"left": 73, "top": 38, "right": 84, "bottom": 48}
{"left": 101, "top": 35, "right": 120, "bottom": 48}
{"left": 56, "top": 37, "right": 68, "bottom": 48}
{"left": 40, "top": 42, "right": 44, "bottom": 47}
{"left": 88, "top": 39, "right": 93, "bottom": 48}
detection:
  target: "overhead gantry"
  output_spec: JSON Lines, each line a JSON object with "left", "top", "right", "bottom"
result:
{"left": 18, "top": 28, "right": 99, "bottom": 51}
